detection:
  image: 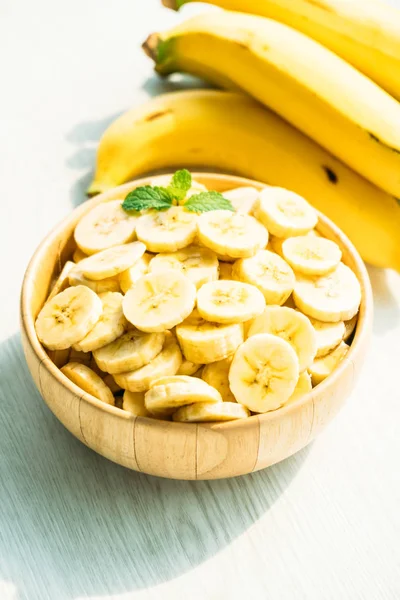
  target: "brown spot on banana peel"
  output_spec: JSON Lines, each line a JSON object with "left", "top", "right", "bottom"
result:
{"left": 322, "top": 166, "right": 338, "bottom": 184}
{"left": 368, "top": 132, "right": 400, "bottom": 155}
{"left": 143, "top": 109, "right": 173, "bottom": 123}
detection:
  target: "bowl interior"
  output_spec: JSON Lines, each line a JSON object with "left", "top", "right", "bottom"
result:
{"left": 21, "top": 173, "right": 372, "bottom": 430}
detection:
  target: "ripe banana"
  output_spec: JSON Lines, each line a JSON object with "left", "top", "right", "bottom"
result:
{"left": 197, "top": 280, "right": 265, "bottom": 324}
{"left": 61, "top": 362, "right": 115, "bottom": 406}
{"left": 145, "top": 11, "right": 400, "bottom": 197}
{"left": 136, "top": 206, "right": 198, "bottom": 252}
{"left": 172, "top": 401, "right": 250, "bottom": 422}
{"left": 255, "top": 187, "right": 317, "bottom": 237}
{"left": 149, "top": 244, "right": 219, "bottom": 289}
{"left": 164, "top": 0, "right": 400, "bottom": 100}
{"left": 88, "top": 90, "right": 400, "bottom": 272}
{"left": 281, "top": 236, "right": 342, "bottom": 276}
{"left": 309, "top": 340, "right": 349, "bottom": 385}
{"left": 144, "top": 375, "right": 222, "bottom": 415}
{"left": 93, "top": 329, "right": 165, "bottom": 374}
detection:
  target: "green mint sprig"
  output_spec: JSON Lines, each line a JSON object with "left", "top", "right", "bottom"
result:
{"left": 121, "top": 169, "right": 234, "bottom": 214}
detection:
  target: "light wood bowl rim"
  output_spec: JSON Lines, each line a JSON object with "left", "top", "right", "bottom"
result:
{"left": 21, "top": 173, "right": 373, "bottom": 432}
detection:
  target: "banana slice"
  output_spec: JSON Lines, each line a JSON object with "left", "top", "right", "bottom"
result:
{"left": 176, "top": 309, "right": 244, "bottom": 364}
{"left": 248, "top": 306, "right": 317, "bottom": 372}
{"left": 47, "top": 261, "right": 76, "bottom": 301}
{"left": 229, "top": 333, "right": 299, "bottom": 413}
{"left": 177, "top": 359, "right": 202, "bottom": 376}
{"left": 61, "top": 362, "right": 114, "bottom": 405}
{"left": 285, "top": 371, "right": 312, "bottom": 406}
{"left": 72, "top": 248, "right": 88, "bottom": 263}
{"left": 78, "top": 241, "right": 146, "bottom": 281}
{"left": 149, "top": 245, "right": 219, "bottom": 290}
{"left": 343, "top": 314, "right": 358, "bottom": 342}
{"left": 232, "top": 250, "right": 295, "bottom": 305}
{"left": 282, "top": 236, "right": 342, "bottom": 276}
{"left": 72, "top": 291, "right": 127, "bottom": 352}
{"left": 308, "top": 316, "right": 345, "bottom": 358}
{"left": 173, "top": 401, "right": 250, "bottom": 423}
{"left": 136, "top": 207, "right": 198, "bottom": 252}
{"left": 122, "top": 390, "right": 151, "bottom": 417}
{"left": 93, "top": 329, "right": 165, "bottom": 374}
{"left": 197, "top": 210, "right": 268, "bottom": 259}
{"left": 293, "top": 263, "right": 362, "bottom": 322}
{"left": 222, "top": 187, "right": 259, "bottom": 215}
{"left": 35, "top": 285, "right": 102, "bottom": 351}
{"left": 219, "top": 262, "right": 233, "bottom": 280}
{"left": 74, "top": 200, "right": 138, "bottom": 255}
{"left": 145, "top": 375, "right": 221, "bottom": 416}
{"left": 197, "top": 280, "right": 265, "bottom": 324}
{"left": 309, "top": 341, "right": 349, "bottom": 386}
{"left": 69, "top": 266, "right": 120, "bottom": 293}
{"left": 202, "top": 356, "right": 236, "bottom": 403}
{"left": 119, "top": 253, "right": 153, "bottom": 294}
{"left": 123, "top": 270, "right": 196, "bottom": 332}
{"left": 255, "top": 187, "right": 318, "bottom": 237}
{"left": 114, "top": 333, "right": 182, "bottom": 392}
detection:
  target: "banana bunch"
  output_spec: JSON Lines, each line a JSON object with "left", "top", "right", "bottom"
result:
{"left": 89, "top": 90, "right": 400, "bottom": 272}
{"left": 163, "top": 0, "right": 400, "bottom": 100}
{"left": 37, "top": 177, "right": 361, "bottom": 421}
{"left": 144, "top": 10, "right": 400, "bottom": 198}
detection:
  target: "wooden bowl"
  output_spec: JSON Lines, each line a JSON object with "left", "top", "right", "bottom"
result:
{"left": 21, "top": 173, "right": 373, "bottom": 480}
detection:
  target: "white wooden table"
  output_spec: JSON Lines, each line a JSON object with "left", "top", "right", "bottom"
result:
{"left": 1, "top": 1, "right": 400, "bottom": 599}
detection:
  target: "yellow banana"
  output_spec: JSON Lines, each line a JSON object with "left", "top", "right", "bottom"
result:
{"left": 144, "top": 11, "right": 400, "bottom": 198}
{"left": 164, "top": 0, "right": 400, "bottom": 101}
{"left": 89, "top": 90, "right": 400, "bottom": 271}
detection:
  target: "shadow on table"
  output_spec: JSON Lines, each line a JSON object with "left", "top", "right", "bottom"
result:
{"left": 65, "top": 75, "right": 215, "bottom": 208}
{"left": 366, "top": 265, "right": 400, "bottom": 335}
{"left": 0, "top": 333, "right": 310, "bottom": 600}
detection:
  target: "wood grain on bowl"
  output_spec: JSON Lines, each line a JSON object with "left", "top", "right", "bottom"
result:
{"left": 20, "top": 174, "right": 373, "bottom": 480}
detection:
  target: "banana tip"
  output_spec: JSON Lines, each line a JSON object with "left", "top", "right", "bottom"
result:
{"left": 161, "top": 0, "right": 178, "bottom": 8}
{"left": 142, "top": 33, "right": 160, "bottom": 61}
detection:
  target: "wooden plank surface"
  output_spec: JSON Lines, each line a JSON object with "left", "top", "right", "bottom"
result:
{"left": 1, "top": 1, "right": 400, "bottom": 599}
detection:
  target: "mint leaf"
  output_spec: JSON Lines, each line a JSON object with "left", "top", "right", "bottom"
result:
{"left": 184, "top": 191, "right": 234, "bottom": 213}
{"left": 166, "top": 169, "right": 192, "bottom": 201}
{"left": 122, "top": 186, "right": 172, "bottom": 212}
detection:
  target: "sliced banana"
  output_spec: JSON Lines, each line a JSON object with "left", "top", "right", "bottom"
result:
{"left": 308, "top": 316, "right": 345, "bottom": 358}
{"left": 282, "top": 236, "right": 342, "bottom": 276}
{"left": 293, "top": 263, "right": 361, "bottom": 322}
{"left": 177, "top": 359, "right": 202, "bottom": 376}
{"left": 149, "top": 245, "right": 219, "bottom": 290}
{"left": 136, "top": 207, "right": 198, "bottom": 252}
{"left": 229, "top": 333, "right": 299, "bottom": 413}
{"left": 285, "top": 371, "right": 312, "bottom": 406}
{"left": 72, "top": 291, "right": 127, "bottom": 352}
{"left": 255, "top": 187, "right": 318, "bottom": 237}
{"left": 222, "top": 187, "right": 259, "bottom": 215}
{"left": 61, "top": 362, "right": 114, "bottom": 405}
{"left": 173, "top": 401, "right": 250, "bottom": 423}
{"left": 176, "top": 309, "right": 244, "bottom": 364}
{"left": 232, "top": 250, "right": 295, "bottom": 305}
{"left": 78, "top": 241, "right": 146, "bottom": 281}
{"left": 145, "top": 375, "right": 221, "bottom": 416}
{"left": 72, "top": 248, "right": 88, "bottom": 263}
{"left": 47, "top": 261, "right": 76, "bottom": 301}
{"left": 197, "top": 280, "right": 265, "bottom": 324}
{"left": 219, "top": 262, "right": 233, "bottom": 280}
{"left": 123, "top": 270, "right": 196, "bottom": 332}
{"left": 248, "top": 306, "right": 317, "bottom": 372}
{"left": 343, "top": 314, "right": 358, "bottom": 341}
{"left": 309, "top": 341, "right": 349, "bottom": 386}
{"left": 93, "top": 329, "right": 165, "bottom": 374}
{"left": 114, "top": 333, "right": 182, "bottom": 392}
{"left": 197, "top": 210, "right": 268, "bottom": 259}
{"left": 202, "top": 356, "right": 236, "bottom": 403}
{"left": 35, "top": 285, "right": 102, "bottom": 351}
{"left": 119, "top": 253, "right": 153, "bottom": 294}
{"left": 122, "top": 390, "right": 151, "bottom": 417}
{"left": 69, "top": 266, "right": 120, "bottom": 293}
{"left": 74, "top": 200, "right": 138, "bottom": 255}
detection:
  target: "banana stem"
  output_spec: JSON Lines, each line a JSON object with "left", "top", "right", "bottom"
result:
{"left": 142, "top": 33, "right": 160, "bottom": 61}
{"left": 161, "top": 0, "right": 179, "bottom": 8}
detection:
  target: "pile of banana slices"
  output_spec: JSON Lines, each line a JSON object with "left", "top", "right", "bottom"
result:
{"left": 35, "top": 181, "right": 361, "bottom": 423}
